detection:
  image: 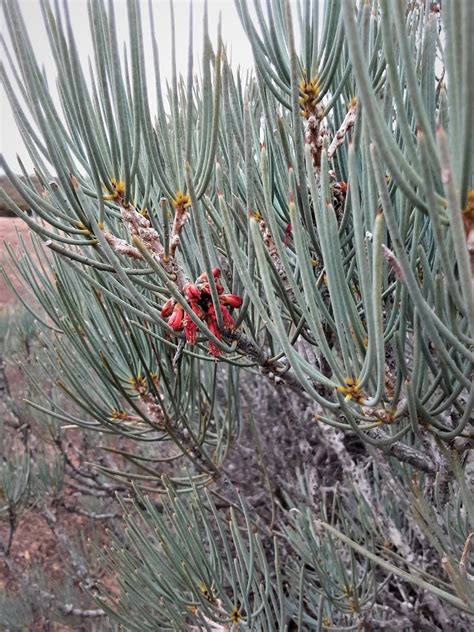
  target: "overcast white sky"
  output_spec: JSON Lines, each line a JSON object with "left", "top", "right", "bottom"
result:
{"left": 1, "top": 0, "right": 256, "bottom": 172}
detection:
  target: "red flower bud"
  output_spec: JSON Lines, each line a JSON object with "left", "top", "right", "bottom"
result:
{"left": 161, "top": 298, "right": 175, "bottom": 317}
{"left": 212, "top": 267, "right": 221, "bottom": 279}
{"left": 220, "top": 293, "right": 243, "bottom": 308}
{"left": 168, "top": 304, "right": 184, "bottom": 330}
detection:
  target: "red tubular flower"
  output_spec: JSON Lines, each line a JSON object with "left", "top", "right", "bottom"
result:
{"left": 208, "top": 341, "right": 222, "bottom": 357}
{"left": 220, "top": 293, "right": 243, "bottom": 308}
{"left": 199, "top": 282, "right": 211, "bottom": 295}
{"left": 196, "top": 269, "right": 223, "bottom": 293}
{"left": 168, "top": 304, "right": 184, "bottom": 330}
{"left": 220, "top": 306, "right": 235, "bottom": 329}
{"left": 184, "top": 283, "right": 201, "bottom": 301}
{"left": 206, "top": 312, "right": 221, "bottom": 340}
{"left": 206, "top": 311, "right": 223, "bottom": 356}
{"left": 161, "top": 298, "right": 175, "bottom": 317}
{"left": 188, "top": 299, "right": 205, "bottom": 319}
{"left": 206, "top": 303, "right": 216, "bottom": 318}
{"left": 164, "top": 269, "right": 243, "bottom": 357}
{"left": 183, "top": 316, "right": 198, "bottom": 344}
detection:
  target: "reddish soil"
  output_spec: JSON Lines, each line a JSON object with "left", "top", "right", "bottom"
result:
{"left": 0, "top": 510, "right": 86, "bottom": 586}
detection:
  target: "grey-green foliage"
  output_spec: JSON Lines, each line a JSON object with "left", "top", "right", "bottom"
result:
{"left": 1, "top": 0, "right": 473, "bottom": 629}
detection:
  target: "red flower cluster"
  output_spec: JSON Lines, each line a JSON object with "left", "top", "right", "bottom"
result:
{"left": 161, "top": 268, "right": 243, "bottom": 357}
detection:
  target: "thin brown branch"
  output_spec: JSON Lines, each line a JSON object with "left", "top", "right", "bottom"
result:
{"left": 368, "top": 428, "right": 438, "bottom": 474}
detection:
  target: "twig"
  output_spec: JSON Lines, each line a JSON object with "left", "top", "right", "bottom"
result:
{"left": 327, "top": 100, "right": 358, "bottom": 160}
{"left": 368, "top": 428, "right": 438, "bottom": 475}
{"left": 62, "top": 503, "right": 118, "bottom": 520}
{"left": 227, "top": 330, "right": 307, "bottom": 395}
{"left": 103, "top": 232, "right": 143, "bottom": 260}
{"left": 31, "top": 585, "right": 105, "bottom": 618}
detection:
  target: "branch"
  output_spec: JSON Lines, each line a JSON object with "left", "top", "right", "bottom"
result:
{"left": 62, "top": 503, "right": 118, "bottom": 520}
{"left": 103, "top": 232, "right": 143, "bottom": 260}
{"left": 58, "top": 605, "right": 105, "bottom": 618}
{"left": 368, "top": 428, "right": 438, "bottom": 474}
{"left": 31, "top": 585, "right": 105, "bottom": 618}
{"left": 227, "top": 330, "right": 307, "bottom": 395}
{"left": 230, "top": 332, "right": 438, "bottom": 475}
{"left": 327, "top": 100, "right": 358, "bottom": 160}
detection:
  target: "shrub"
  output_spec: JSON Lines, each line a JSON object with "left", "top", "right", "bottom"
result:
{"left": 1, "top": 0, "right": 473, "bottom": 629}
